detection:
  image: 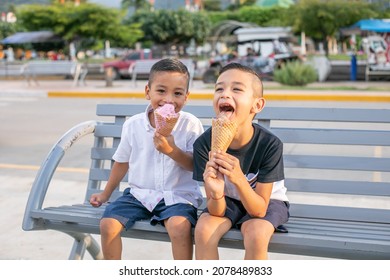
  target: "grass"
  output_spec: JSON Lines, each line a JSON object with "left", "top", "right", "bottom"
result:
{"left": 201, "top": 82, "right": 389, "bottom": 92}
{"left": 264, "top": 85, "right": 390, "bottom": 91}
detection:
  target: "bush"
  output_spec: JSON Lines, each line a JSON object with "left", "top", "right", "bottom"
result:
{"left": 273, "top": 61, "right": 318, "bottom": 86}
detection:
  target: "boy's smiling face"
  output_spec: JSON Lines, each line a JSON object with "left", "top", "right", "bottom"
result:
{"left": 213, "top": 69, "right": 264, "bottom": 125}
{"left": 145, "top": 71, "right": 189, "bottom": 113}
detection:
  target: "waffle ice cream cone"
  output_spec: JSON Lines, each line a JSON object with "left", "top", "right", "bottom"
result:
{"left": 211, "top": 114, "right": 238, "bottom": 152}
{"left": 154, "top": 104, "right": 179, "bottom": 137}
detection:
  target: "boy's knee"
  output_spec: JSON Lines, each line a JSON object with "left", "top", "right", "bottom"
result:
{"left": 166, "top": 216, "right": 192, "bottom": 236}
{"left": 241, "top": 220, "right": 273, "bottom": 244}
{"left": 194, "top": 218, "right": 212, "bottom": 241}
{"left": 100, "top": 218, "right": 122, "bottom": 236}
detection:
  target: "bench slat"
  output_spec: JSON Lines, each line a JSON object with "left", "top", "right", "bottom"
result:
{"left": 273, "top": 127, "right": 390, "bottom": 145}
{"left": 285, "top": 154, "right": 390, "bottom": 172}
{"left": 94, "top": 124, "right": 122, "bottom": 138}
{"left": 89, "top": 168, "right": 127, "bottom": 182}
{"left": 258, "top": 107, "right": 390, "bottom": 123}
{"left": 285, "top": 178, "right": 390, "bottom": 196}
{"left": 96, "top": 104, "right": 390, "bottom": 123}
{"left": 290, "top": 204, "right": 390, "bottom": 224}
{"left": 91, "top": 147, "right": 116, "bottom": 160}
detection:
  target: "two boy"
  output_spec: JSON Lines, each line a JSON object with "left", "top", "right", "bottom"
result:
{"left": 90, "top": 58, "right": 289, "bottom": 260}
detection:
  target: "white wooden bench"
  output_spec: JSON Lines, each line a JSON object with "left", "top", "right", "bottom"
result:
{"left": 130, "top": 59, "right": 195, "bottom": 87}
{"left": 365, "top": 63, "right": 390, "bottom": 81}
{"left": 22, "top": 104, "right": 390, "bottom": 260}
{"left": 22, "top": 60, "right": 88, "bottom": 86}
{"left": 0, "top": 63, "right": 24, "bottom": 77}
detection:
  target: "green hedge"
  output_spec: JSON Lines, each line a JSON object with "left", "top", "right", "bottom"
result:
{"left": 273, "top": 61, "right": 318, "bottom": 86}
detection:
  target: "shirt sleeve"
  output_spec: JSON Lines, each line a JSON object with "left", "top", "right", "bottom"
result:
{"left": 185, "top": 115, "right": 204, "bottom": 153}
{"left": 192, "top": 130, "right": 210, "bottom": 181}
{"left": 258, "top": 137, "right": 284, "bottom": 183}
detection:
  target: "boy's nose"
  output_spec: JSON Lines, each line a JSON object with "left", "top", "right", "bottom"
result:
{"left": 164, "top": 95, "right": 174, "bottom": 103}
{"left": 220, "top": 90, "right": 231, "bottom": 99}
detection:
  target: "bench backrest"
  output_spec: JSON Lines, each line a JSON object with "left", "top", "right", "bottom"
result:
{"left": 88, "top": 104, "right": 390, "bottom": 224}
{"left": 24, "top": 61, "right": 78, "bottom": 75}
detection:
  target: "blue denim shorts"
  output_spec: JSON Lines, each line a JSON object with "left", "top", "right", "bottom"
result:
{"left": 102, "top": 188, "right": 198, "bottom": 230}
{"left": 202, "top": 197, "right": 290, "bottom": 229}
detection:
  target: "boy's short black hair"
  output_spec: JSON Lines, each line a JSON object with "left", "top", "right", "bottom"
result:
{"left": 219, "top": 62, "right": 263, "bottom": 97}
{"left": 148, "top": 58, "right": 190, "bottom": 90}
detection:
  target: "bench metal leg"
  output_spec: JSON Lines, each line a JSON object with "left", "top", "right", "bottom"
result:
{"left": 67, "top": 232, "right": 103, "bottom": 260}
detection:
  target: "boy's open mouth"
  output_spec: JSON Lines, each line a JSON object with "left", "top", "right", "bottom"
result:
{"left": 219, "top": 103, "right": 235, "bottom": 119}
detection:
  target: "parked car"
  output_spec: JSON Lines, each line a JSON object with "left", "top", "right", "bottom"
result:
{"left": 203, "top": 26, "right": 300, "bottom": 83}
{"left": 202, "top": 46, "right": 299, "bottom": 84}
{"left": 102, "top": 49, "right": 154, "bottom": 80}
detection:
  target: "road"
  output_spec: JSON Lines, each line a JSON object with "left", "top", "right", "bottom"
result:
{"left": 0, "top": 86, "right": 389, "bottom": 260}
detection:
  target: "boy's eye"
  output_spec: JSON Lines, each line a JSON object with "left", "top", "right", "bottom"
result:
{"left": 175, "top": 91, "right": 184, "bottom": 96}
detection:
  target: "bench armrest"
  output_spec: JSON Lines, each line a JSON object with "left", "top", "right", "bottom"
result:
{"left": 22, "top": 120, "right": 99, "bottom": 231}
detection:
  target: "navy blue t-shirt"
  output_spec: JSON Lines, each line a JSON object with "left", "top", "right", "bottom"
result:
{"left": 193, "top": 123, "right": 284, "bottom": 187}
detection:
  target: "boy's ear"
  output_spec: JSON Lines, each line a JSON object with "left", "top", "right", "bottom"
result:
{"left": 145, "top": 85, "right": 151, "bottom": 100}
{"left": 184, "top": 91, "right": 190, "bottom": 103}
{"left": 251, "top": 97, "right": 266, "bottom": 114}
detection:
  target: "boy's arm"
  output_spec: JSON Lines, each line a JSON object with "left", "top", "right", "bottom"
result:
{"left": 153, "top": 132, "right": 193, "bottom": 171}
{"left": 90, "top": 161, "right": 129, "bottom": 207}
{"left": 203, "top": 155, "right": 227, "bottom": 216}
{"left": 237, "top": 181, "right": 273, "bottom": 218}
{"left": 213, "top": 152, "right": 272, "bottom": 217}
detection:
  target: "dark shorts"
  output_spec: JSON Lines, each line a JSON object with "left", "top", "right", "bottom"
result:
{"left": 102, "top": 188, "right": 198, "bottom": 230}
{"left": 202, "top": 197, "right": 290, "bottom": 229}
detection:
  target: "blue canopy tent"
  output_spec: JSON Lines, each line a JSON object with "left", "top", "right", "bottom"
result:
{"left": 341, "top": 19, "right": 390, "bottom": 35}
{"left": 1, "top": 31, "right": 63, "bottom": 44}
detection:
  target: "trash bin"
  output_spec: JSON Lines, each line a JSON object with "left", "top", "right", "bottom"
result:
{"left": 350, "top": 54, "right": 357, "bottom": 81}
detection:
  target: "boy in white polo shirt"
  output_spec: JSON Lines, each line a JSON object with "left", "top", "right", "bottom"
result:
{"left": 89, "top": 58, "right": 204, "bottom": 260}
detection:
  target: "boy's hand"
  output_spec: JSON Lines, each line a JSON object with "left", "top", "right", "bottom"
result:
{"left": 212, "top": 151, "right": 246, "bottom": 187}
{"left": 203, "top": 153, "right": 225, "bottom": 199}
{"left": 153, "top": 132, "right": 175, "bottom": 154}
{"left": 89, "top": 193, "right": 108, "bottom": 208}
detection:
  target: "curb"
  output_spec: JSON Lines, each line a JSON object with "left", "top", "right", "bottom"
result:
{"left": 47, "top": 91, "right": 390, "bottom": 102}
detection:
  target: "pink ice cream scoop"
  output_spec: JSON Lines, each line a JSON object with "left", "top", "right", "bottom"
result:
{"left": 154, "top": 104, "right": 179, "bottom": 136}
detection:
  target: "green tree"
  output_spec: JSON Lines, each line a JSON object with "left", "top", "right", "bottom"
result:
{"left": 0, "top": 21, "right": 23, "bottom": 40}
{"left": 16, "top": 3, "right": 143, "bottom": 51}
{"left": 288, "top": 0, "right": 379, "bottom": 55}
{"left": 121, "top": 0, "right": 150, "bottom": 10}
{"left": 238, "top": 6, "right": 289, "bottom": 27}
{"left": 129, "top": 9, "right": 211, "bottom": 46}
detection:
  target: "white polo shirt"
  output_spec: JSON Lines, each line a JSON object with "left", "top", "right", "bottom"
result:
{"left": 113, "top": 104, "right": 204, "bottom": 212}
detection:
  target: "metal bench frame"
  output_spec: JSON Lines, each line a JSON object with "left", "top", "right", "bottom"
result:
{"left": 22, "top": 104, "right": 390, "bottom": 260}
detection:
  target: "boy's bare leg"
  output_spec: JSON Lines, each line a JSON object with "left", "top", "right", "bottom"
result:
{"left": 100, "top": 218, "right": 124, "bottom": 260}
{"left": 165, "top": 216, "right": 194, "bottom": 260}
{"left": 194, "top": 213, "right": 232, "bottom": 260}
{"left": 241, "top": 219, "right": 274, "bottom": 260}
